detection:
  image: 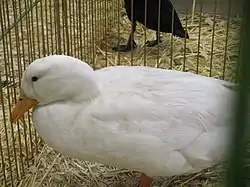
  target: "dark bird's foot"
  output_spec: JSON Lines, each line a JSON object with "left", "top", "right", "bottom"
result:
{"left": 112, "top": 43, "right": 137, "bottom": 52}
{"left": 145, "top": 39, "right": 162, "bottom": 47}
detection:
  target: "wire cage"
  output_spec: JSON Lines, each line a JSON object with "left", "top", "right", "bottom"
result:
{"left": 0, "top": 0, "right": 245, "bottom": 186}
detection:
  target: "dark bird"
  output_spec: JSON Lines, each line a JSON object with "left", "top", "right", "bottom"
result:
{"left": 112, "top": 0, "right": 189, "bottom": 52}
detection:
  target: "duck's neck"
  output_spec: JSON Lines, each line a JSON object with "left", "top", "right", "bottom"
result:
{"left": 75, "top": 83, "right": 100, "bottom": 103}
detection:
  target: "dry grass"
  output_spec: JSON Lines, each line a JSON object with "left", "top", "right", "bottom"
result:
{"left": 0, "top": 0, "right": 243, "bottom": 186}
{"left": 15, "top": 144, "right": 226, "bottom": 187}
{"left": 96, "top": 11, "right": 240, "bottom": 82}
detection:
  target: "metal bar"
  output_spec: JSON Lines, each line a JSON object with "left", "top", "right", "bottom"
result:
{"left": 61, "top": 0, "right": 66, "bottom": 54}
{"left": 35, "top": 1, "right": 41, "bottom": 57}
{"left": 82, "top": 0, "right": 87, "bottom": 60}
{"left": 143, "top": 0, "right": 147, "bottom": 66}
{"left": 104, "top": 0, "right": 108, "bottom": 67}
{"left": 54, "top": 0, "right": 62, "bottom": 54}
{"left": 76, "top": 0, "right": 80, "bottom": 58}
{"left": 49, "top": 0, "right": 54, "bottom": 53}
{"left": 40, "top": 0, "right": 46, "bottom": 56}
{"left": 72, "top": 0, "right": 76, "bottom": 57}
{"left": 91, "top": 0, "right": 96, "bottom": 69}
{"left": 170, "top": 6, "right": 174, "bottom": 69}
{"left": 209, "top": 0, "right": 217, "bottom": 77}
{"left": 196, "top": 0, "right": 203, "bottom": 74}
{"left": 117, "top": 0, "right": 121, "bottom": 65}
{"left": 68, "top": 0, "right": 73, "bottom": 55}
{"left": 183, "top": 10, "right": 188, "bottom": 72}
{"left": 78, "top": 0, "right": 83, "bottom": 60}
{"left": 28, "top": 0, "right": 36, "bottom": 60}
{"left": 130, "top": 0, "right": 134, "bottom": 66}
{"left": 0, "top": 77, "right": 7, "bottom": 187}
{"left": 44, "top": 0, "right": 50, "bottom": 54}
{"left": 156, "top": 0, "right": 161, "bottom": 68}
{"left": 222, "top": 0, "right": 232, "bottom": 80}
{"left": 226, "top": 0, "right": 249, "bottom": 186}
{"left": 62, "top": 0, "right": 70, "bottom": 55}
{"left": 83, "top": 0, "right": 90, "bottom": 61}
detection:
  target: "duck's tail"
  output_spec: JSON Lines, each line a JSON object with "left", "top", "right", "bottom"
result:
{"left": 217, "top": 79, "right": 238, "bottom": 91}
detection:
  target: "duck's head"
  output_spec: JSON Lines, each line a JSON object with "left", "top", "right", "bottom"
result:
{"left": 10, "top": 55, "right": 99, "bottom": 123}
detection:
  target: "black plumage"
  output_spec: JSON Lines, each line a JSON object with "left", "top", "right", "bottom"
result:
{"left": 112, "top": 0, "right": 189, "bottom": 52}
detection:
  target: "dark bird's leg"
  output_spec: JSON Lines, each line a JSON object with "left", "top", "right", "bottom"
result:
{"left": 146, "top": 31, "right": 162, "bottom": 47}
{"left": 112, "top": 21, "right": 137, "bottom": 52}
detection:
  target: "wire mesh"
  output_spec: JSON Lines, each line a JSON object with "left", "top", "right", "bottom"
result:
{"left": 0, "top": 0, "right": 244, "bottom": 186}
{"left": 0, "top": 0, "right": 117, "bottom": 186}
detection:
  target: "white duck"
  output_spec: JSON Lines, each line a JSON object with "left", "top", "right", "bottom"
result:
{"left": 11, "top": 55, "right": 236, "bottom": 187}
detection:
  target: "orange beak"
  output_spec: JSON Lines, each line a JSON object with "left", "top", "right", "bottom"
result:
{"left": 10, "top": 94, "right": 38, "bottom": 123}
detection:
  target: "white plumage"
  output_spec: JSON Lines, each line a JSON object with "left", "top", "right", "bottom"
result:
{"left": 17, "top": 55, "right": 235, "bottom": 180}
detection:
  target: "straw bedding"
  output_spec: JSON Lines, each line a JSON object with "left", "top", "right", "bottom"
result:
{"left": 96, "top": 11, "right": 240, "bottom": 83}
{"left": 0, "top": 0, "right": 243, "bottom": 186}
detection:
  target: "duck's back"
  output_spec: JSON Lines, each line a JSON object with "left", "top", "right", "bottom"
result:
{"left": 95, "top": 66, "right": 235, "bottom": 128}
{"left": 86, "top": 66, "right": 235, "bottom": 176}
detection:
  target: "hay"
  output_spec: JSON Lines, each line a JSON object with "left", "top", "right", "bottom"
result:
{"left": 14, "top": 144, "right": 226, "bottom": 187}
{"left": 96, "top": 12, "right": 240, "bottom": 83}
{"left": 0, "top": 0, "right": 243, "bottom": 186}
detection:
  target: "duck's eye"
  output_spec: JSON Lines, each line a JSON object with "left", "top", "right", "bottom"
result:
{"left": 31, "top": 76, "right": 39, "bottom": 82}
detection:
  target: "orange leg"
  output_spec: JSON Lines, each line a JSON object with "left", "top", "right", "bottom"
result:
{"left": 139, "top": 173, "right": 153, "bottom": 187}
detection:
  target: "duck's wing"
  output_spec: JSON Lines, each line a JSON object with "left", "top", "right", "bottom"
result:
{"left": 95, "top": 66, "right": 236, "bottom": 130}
{"left": 93, "top": 66, "right": 235, "bottom": 145}
{"left": 74, "top": 66, "right": 235, "bottom": 174}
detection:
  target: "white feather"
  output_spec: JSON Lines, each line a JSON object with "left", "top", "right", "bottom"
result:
{"left": 20, "top": 55, "right": 236, "bottom": 178}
